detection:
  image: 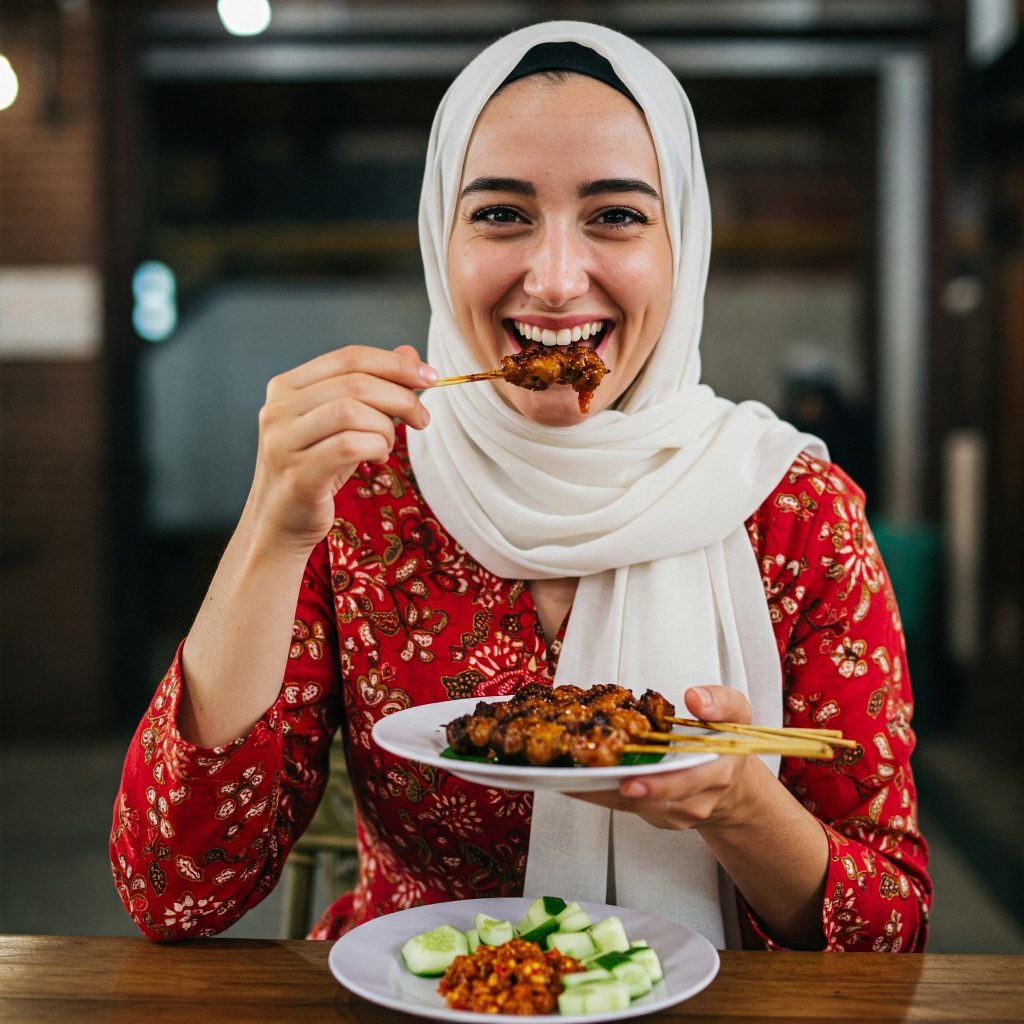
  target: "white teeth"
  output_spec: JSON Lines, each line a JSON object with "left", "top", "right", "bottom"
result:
{"left": 513, "top": 320, "right": 606, "bottom": 345}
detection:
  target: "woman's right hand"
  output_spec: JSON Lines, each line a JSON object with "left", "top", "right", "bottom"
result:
{"left": 243, "top": 343, "right": 437, "bottom": 554}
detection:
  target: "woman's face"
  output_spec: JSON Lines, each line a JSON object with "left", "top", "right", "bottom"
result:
{"left": 447, "top": 74, "right": 673, "bottom": 426}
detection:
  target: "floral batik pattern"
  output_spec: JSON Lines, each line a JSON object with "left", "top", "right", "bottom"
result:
{"left": 111, "top": 435, "right": 930, "bottom": 950}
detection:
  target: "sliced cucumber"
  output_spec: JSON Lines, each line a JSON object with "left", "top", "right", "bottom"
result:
{"left": 607, "top": 959, "right": 653, "bottom": 999}
{"left": 559, "top": 968, "right": 613, "bottom": 989}
{"left": 545, "top": 930, "right": 597, "bottom": 959}
{"left": 554, "top": 902, "right": 592, "bottom": 933}
{"left": 588, "top": 915, "right": 631, "bottom": 955}
{"left": 465, "top": 928, "right": 481, "bottom": 953}
{"left": 557, "top": 980, "right": 631, "bottom": 1016}
{"left": 474, "top": 912, "right": 514, "bottom": 946}
{"left": 517, "top": 896, "right": 568, "bottom": 943}
{"left": 625, "top": 944, "right": 664, "bottom": 983}
{"left": 587, "top": 951, "right": 632, "bottom": 971}
{"left": 401, "top": 924, "right": 468, "bottom": 976}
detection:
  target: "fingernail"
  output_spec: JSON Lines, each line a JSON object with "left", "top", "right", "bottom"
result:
{"left": 692, "top": 686, "right": 712, "bottom": 706}
{"left": 623, "top": 782, "right": 648, "bottom": 798}
{"left": 420, "top": 406, "right": 431, "bottom": 427}
{"left": 418, "top": 364, "right": 439, "bottom": 385}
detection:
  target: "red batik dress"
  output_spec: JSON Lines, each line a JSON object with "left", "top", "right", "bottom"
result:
{"left": 110, "top": 428, "right": 931, "bottom": 950}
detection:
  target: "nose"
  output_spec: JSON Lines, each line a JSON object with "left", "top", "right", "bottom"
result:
{"left": 521, "top": 222, "right": 590, "bottom": 308}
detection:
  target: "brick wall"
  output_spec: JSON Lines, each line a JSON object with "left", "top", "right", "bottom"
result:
{"left": 0, "top": 1, "right": 112, "bottom": 735}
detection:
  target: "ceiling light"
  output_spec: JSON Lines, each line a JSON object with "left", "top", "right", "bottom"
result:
{"left": 217, "top": 0, "right": 272, "bottom": 38}
{"left": 0, "top": 55, "right": 19, "bottom": 112}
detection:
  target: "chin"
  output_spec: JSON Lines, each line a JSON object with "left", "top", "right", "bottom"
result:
{"left": 508, "top": 388, "right": 594, "bottom": 427}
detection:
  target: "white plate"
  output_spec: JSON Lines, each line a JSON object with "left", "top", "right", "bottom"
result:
{"left": 372, "top": 697, "right": 717, "bottom": 793}
{"left": 328, "top": 897, "right": 719, "bottom": 1023}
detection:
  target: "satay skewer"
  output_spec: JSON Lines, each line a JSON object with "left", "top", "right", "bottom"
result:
{"left": 666, "top": 716, "right": 859, "bottom": 749}
{"left": 639, "top": 729, "right": 834, "bottom": 758}
{"left": 432, "top": 368, "right": 506, "bottom": 387}
{"left": 428, "top": 346, "right": 610, "bottom": 412}
{"left": 626, "top": 736, "right": 835, "bottom": 759}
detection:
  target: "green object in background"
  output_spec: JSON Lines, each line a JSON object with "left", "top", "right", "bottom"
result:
{"left": 871, "top": 519, "right": 942, "bottom": 728}
{"left": 872, "top": 520, "right": 940, "bottom": 638}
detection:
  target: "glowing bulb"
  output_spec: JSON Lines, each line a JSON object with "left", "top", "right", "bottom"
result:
{"left": 132, "top": 261, "right": 177, "bottom": 342}
{"left": 0, "top": 55, "right": 19, "bottom": 112}
{"left": 217, "top": 0, "right": 272, "bottom": 37}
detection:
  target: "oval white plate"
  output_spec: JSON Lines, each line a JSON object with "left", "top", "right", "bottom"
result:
{"left": 371, "top": 697, "right": 717, "bottom": 793}
{"left": 329, "top": 897, "right": 720, "bottom": 1023}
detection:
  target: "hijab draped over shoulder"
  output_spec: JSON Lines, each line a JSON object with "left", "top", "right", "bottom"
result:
{"left": 406, "top": 20, "right": 825, "bottom": 948}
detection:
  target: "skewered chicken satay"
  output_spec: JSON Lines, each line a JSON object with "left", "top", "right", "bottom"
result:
{"left": 494, "top": 715, "right": 631, "bottom": 768}
{"left": 489, "top": 714, "right": 573, "bottom": 765}
{"left": 577, "top": 684, "right": 637, "bottom": 707}
{"left": 499, "top": 345, "right": 609, "bottom": 413}
{"left": 444, "top": 683, "right": 679, "bottom": 765}
{"left": 568, "top": 723, "right": 630, "bottom": 768}
{"left": 635, "top": 689, "right": 676, "bottom": 733}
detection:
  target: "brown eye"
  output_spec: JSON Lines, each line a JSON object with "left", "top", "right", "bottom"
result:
{"left": 594, "top": 207, "right": 648, "bottom": 228}
{"left": 471, "top": 206, "right": 526, "bottom": 225}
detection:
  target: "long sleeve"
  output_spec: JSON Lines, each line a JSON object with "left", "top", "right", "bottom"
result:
{"left": 109, "top": 540, "right": 342, "bottom": 941}
{"left": 747, "top": 454, "right": 932, "bottom": 951}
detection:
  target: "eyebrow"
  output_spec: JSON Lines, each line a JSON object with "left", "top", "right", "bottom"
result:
{"left": 578, "top": 178, "right": 661, "bottom": 201}
{"left": 460, "top": 177, "right": 536, "bottom": 199}
{"left": 459, "top": 176, "right": 661, "bottom": 201}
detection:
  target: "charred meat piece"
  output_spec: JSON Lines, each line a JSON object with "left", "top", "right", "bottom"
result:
{"left": 499, "top": 345, "right": 609, "bottom": 413}
{"left": 445, "top": 714, "right": 489, "bottom": 756}
{"left": 568, "top": 723, "right": 629, "bottom": 767}
{"left": 636, "top": 688, "right": 676, "bottom": 732}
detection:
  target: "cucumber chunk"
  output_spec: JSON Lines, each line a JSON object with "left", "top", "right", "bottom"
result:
{"left": 626, "top": 944, "right": 664, "bottom": 983}
{"left": 554, "top": 902, "right": 592, "bottom": 932}
{"left": 545, "top": 930, "right": 597, "bottom": 959}
{"left": 474, "top": 912, "right": 514, "bottom": 946}
{"left": 465, "top": 928, "right": 481, "bottom": 953}
{"left": 559, "top": 968, "right": 613, "bottom": 989}
{"left": 516, "top": 895, "right": 567, "bottom": 934}
{"left": 557, "top": 980, "right": 631, "bottom": 1016}
{"left": 588, "top": 915, "right": 631, "bottom": 954}
{"left": 608, "top": 959, "right": 653, "bottom": 999}
{"left": 588, "top": 951, "right": 632, "bottom": 971}
{"left": 401, "top": 924, "right": 468, "bottom": 976}
{"left": 517, "top": 896, "right": 568, "bottom": 943}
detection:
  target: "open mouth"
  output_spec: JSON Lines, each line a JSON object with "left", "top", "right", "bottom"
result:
{"left": 504, "top": 318, "right": 612, "bottom": 353}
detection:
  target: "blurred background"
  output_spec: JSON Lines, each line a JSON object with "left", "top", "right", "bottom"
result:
{"left": 0, "top": 0, "right": 1021, "bottom": 949}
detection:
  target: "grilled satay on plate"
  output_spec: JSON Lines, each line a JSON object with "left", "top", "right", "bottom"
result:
{"left": 444, "top": 683, "right": 676, "bottom": 768}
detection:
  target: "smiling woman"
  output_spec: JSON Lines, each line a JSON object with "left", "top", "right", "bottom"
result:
{"left": 111, "top": 21, "right": 930, "bottom": 958}
{"left": 446, "top": 73, "right": 672, "bottom": 425}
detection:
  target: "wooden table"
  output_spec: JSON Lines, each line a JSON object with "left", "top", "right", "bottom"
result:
{"left": 1, "top": 935, "right": 1021, "bottom": 1023}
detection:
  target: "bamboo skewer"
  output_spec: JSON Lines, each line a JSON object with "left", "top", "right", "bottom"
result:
{"left": 432, "top": 368, "right": 506, "bottom": 387}
{"left": 639, "top": 729, "right": 833, "bottom": 758}
{"left": 648, "top": 731, "right": 833, "bottom": 758}
{"left": 666, "top": 716, "right": 859, "bottom": 750}
{"left": 626, "top": 737, "right": 834, "bottom": 759}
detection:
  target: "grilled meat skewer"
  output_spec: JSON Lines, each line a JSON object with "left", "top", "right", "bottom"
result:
{"left": 444, "top": 684, "right": 677, "bottom": 767}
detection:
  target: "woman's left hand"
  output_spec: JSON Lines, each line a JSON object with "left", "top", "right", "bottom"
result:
{"left": 573, "top": 685, "right": 765, "bottom": 832}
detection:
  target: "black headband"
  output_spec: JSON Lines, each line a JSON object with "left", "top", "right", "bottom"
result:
{"left": 498, "top": 41, "right": 639, "bottom": 107}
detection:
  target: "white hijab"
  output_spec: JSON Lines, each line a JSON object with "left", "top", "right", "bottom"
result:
{"left": 406, "top": 21, "right": 826, "bottom": 948}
